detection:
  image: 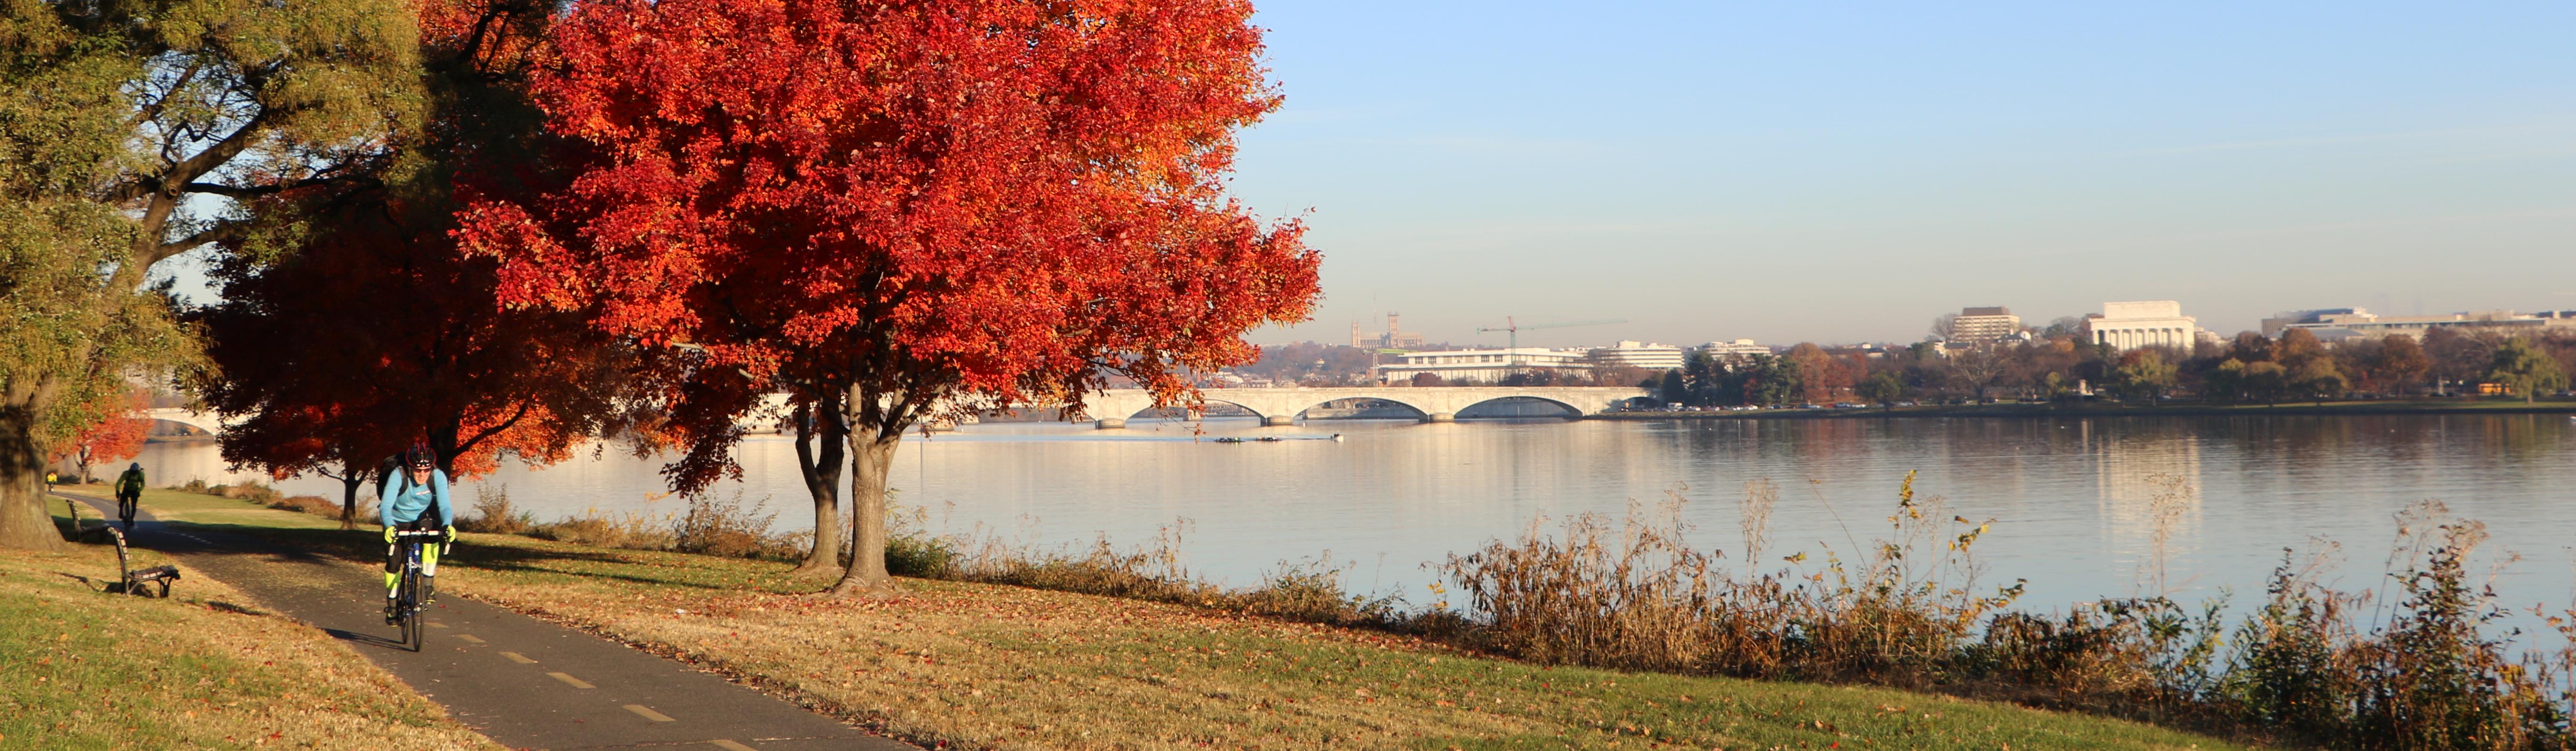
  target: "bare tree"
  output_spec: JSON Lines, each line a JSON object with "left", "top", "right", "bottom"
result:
{"left": 1929, "top": 314, "right": 1961, "bottom": 341}
{"left": 1948, "top": 347, "right": 2013, "bottom": 402}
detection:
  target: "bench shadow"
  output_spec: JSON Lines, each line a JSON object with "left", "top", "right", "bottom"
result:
{"left": 53, "top": 571, "right": 104, "bottom": 592}
{"left": 204, "top": 599, "right": 269, "bottom": 616}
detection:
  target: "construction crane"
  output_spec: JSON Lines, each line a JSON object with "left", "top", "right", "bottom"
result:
{"left": 1475, "top": 317, "right": 1626, "bottom": 373}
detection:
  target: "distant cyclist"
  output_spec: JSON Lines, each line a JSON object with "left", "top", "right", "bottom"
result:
{"left": 379, "top": 442, "right": 454, "bottom": 623}
{"left": 113, "top": 462, "right": 145, "bottom": 528}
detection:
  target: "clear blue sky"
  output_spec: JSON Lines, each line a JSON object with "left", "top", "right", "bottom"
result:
{"left": 1227, "top": 1, "right": 2576, "bottom": 347}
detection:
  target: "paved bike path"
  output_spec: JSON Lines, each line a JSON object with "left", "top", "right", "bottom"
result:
{"left": 57, "top": 491, "right": 914, "bottom": 751}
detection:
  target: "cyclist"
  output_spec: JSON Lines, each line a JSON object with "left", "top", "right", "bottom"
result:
{"left": 378, "top": 442, "right": 454, "bottom": 624}
{"left": 113, "top": 462, "right": 146, "bottom": 528}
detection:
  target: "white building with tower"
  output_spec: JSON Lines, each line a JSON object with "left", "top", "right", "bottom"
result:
{"left": 2083, "top": 301, "right": 2205, "bottom": 351}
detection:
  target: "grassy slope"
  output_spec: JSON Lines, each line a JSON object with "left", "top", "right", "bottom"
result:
{"left": 146, "top": 492, "right": 2262, "bottom": 751}
{"left": 0, "top": 524, "right": 499, "bottom": 749}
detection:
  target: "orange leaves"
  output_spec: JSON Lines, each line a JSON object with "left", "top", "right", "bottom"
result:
{"left": 460, "top": 0, "right": 1319, "bottom": 438}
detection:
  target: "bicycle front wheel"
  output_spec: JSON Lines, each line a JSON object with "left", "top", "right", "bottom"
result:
{"left": 399, "top": 557, "right": 423, "bottom": 652}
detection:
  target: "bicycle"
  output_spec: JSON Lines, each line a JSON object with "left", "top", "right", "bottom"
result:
{"left": 116, "top": 492, "right": 137, "bottom": 530}
{"left": 388, "top": 529, "right": 448, "bottom": 652}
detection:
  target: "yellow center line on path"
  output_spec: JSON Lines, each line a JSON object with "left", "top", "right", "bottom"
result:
{"left": 623, "top": 704, "right": 675, "bottom": 722}
{"left": 500, "top": 652, "right": 536, "bottom": 663}
{"left": 546, "top": 672, "right": 595, "bottom": 689}
{"left": 456, "top": 634, "right": 485, "bottom": 644}
{"left": 708, "top": 741, "right": 757, "bottom": 751}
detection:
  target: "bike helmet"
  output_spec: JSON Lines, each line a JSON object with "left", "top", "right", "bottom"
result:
{"left": 405, "top": 441, "right": 435, "bottom": 471}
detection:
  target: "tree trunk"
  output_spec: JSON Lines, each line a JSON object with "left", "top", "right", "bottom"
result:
{"left": 337, "top": 461, "right": 369, "bottom": 531}
{"left": 827, "top": 403, "right": 901, "bottom": 597}
{"left": 0, "top": 394, "right": 68, "bottom": 551}
{"left": 789, "top": 394, "right": 848, "bottom": 574}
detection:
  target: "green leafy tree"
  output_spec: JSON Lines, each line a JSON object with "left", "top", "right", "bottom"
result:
{"left": 0, "top": 0, "right": 423, "bottom": 549}
{"left": 2292, "top": 358, "right": 2347, "bottom": 405}
{"left": 1657, "top": 370, "right": 1687, "bottom": 405}
{"left": 2243, "top": 361, "right": 2291, "bottom": 406}
{"left": 1681, "top": 350, "right": 1722, "bottom": 407}
{"left": 2206, "top": 359, "right": 2246, "bottom": 404}
{"left": 2487, "top": 339, "right": 2568, "bottom": 404}
{"left": 2113, "top": 351, "right": 2178, "bottom": 405}
{"left": 1741, "top": 354, "right": 1802, "bottom": 406}
{"left": 1856, "top": 371, "right": 1907, "bottom": 411}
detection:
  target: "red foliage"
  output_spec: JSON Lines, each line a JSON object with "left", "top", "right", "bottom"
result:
{"left": 50, "top": 390, "right": 150, "bottom": 483}
{"left": 458, "top": 0, "right": 1320, "bottom": 590}
{"left": 195, "top": 0, "right": 623, "bottom": 485}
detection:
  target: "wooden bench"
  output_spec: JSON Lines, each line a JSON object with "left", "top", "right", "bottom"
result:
{"left": 103, "top": 527, "right": 179, "bottom": 598}
{"left": 63, "top": 497, "right": 112, "bottom": 543}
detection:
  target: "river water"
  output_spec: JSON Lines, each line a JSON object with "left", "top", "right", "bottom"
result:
{"left": 140, "top": 413, "right": 2576, "bottom": 632}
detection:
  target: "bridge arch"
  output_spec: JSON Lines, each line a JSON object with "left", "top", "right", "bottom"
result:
{"left": 1122, "top": 399, "right": 1268, "bottom": 422}
{"left": 1453, "top": 396, "right": 1583, "bottom": 420}
{"left": 144, "top": 408, "right": 226, "bottom": 436}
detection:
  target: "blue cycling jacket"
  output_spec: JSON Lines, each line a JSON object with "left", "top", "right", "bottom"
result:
{"left": 380, "top": 468, "right": 454, "bottom": 528}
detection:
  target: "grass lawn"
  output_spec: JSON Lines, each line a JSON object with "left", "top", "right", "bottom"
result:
{"left": 0, "top": 533, "right": 498, "bottom": 749}
{"left": 141, "top": 491, "right": 2265, "bottom": 751}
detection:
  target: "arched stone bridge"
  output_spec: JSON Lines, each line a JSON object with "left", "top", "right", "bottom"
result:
{"left": 1080, "top": 386, "right": 1645, "bottom": 429}
{"left": 142, "top": 407, "right": 232, "bottom": 436}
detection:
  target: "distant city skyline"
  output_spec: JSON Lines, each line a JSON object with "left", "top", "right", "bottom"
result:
{"left": 1226, "top": 2, "right": 2575, "bottom": 347}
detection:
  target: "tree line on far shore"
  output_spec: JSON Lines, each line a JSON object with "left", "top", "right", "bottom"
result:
{"left": 1634, "top": 327, "right": 2573, "bottom": 409}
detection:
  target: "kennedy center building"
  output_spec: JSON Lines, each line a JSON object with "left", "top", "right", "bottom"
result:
{"left": 2083, "top": 301, "right": 2202, "bottom": 351}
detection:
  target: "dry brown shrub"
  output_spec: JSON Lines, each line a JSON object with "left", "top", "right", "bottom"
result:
{"left": 268, "top": 494, "right": 339, "bottom": 516}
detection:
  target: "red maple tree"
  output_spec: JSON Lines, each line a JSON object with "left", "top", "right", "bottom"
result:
{"left": 193, "top": 0, "right": 628, "bottom": 529}
{"left": 50, "top": 390, "right": 151, "bottom": 485}
{"left": 460, "top": 0, "right": 1321, "bottom": 593}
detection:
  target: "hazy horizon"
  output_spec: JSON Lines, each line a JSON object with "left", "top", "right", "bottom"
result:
{"left": 1226, "top": 1, "right": 2575, "bottom": 348}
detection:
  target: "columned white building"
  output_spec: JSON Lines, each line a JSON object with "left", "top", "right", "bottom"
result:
{"left": 2083, "top": 301, "right": 2202, "bottom": 351}
{"left": 1377, "top": 347, "right": 1591, "bottom": 383}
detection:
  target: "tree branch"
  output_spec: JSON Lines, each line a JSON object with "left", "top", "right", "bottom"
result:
{"left": 453, "top": 399, "right": 537, "bottom": 456}
{"left": 144, "top": 222, "right": 245, "bottom": 269}
{"left": 182, "top": 172, "right": 374, "bottom": 200}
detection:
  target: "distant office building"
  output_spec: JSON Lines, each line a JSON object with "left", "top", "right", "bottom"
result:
{"left": 1586, "top": 340, "right": 1684, "bottom": 371}
{"left": 1377, "top": 347, "right": 1590, "bottom": 383}
{"left": 1948, "top": 306, "right": 2023, "bottom": 342}
{"left": 1697, "top": 339, "right": 1772, "bottom": 362}
{"left": 2260, "top": 308, "right": 2364, "bottom": 337}
{"left": 2083, "top": 301, "right": 2203, "bottom": 351}
{"left": 2266, "top": 308, "right": 2576, "bottom": 341}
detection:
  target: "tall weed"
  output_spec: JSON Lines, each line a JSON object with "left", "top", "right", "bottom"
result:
{"left": 1434, "top": 481, "right": 2576, "bottom": 750}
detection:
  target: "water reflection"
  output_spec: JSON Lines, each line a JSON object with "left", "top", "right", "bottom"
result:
{"left": 131, "top": 414, "right": 2576, "bottom": 632}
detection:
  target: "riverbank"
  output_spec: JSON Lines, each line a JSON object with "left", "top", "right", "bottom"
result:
{"left": 140, "top": 490, "right": 2260, "bottom": 750}
{"left": 5, "top": 505, "right": 498, "bottom": 749}
{"left": 1591, "top": 397, "right": 2576, "bottom": 420}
